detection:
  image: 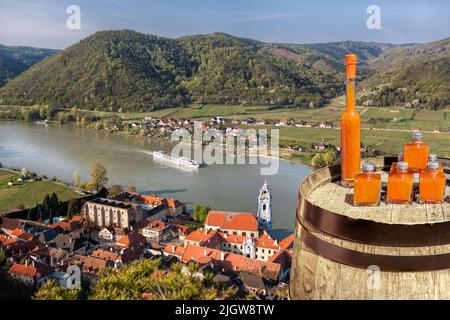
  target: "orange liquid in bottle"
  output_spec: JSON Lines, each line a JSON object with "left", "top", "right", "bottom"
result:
{"left": 390, "top": 152, "right": 404, "bottom": 175}
{"left": 419, "top": 161, "right": 446, "bottom": 204}
{"left": 354, "top": 163, "right": 381, "bottom": 206}
{"left": 341, "top": 54, "right": 361, "bottom": 187}
{"left": 404, "top": 131, "right": 429, "bottom": 171}
{"left": 387, "top": 162, "right": 414, "bottom": 204}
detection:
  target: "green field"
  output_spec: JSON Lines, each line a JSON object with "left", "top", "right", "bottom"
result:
{"left": 0, "top": 169, "right": 81, "bottom": 213}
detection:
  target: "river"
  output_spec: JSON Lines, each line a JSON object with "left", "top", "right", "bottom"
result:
{"left": 0, "top": 121, "right": 311, "bottom": 238}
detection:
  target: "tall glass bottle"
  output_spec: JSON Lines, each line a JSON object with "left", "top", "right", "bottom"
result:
{"left": 341, "top": 54, "right": 361, "bottom": 187}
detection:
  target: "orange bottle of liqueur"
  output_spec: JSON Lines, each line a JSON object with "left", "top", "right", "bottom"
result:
{"left": 428, "top": 153, "right": 443, "bottom": 171}
{"left": 419, "top": 161, "right": 446, "bottom": 204}
{"left": 354, "top": 162, "right": 381, "bottom": 206}
{"left": 387, "top": 162, "right": 414, "bottom": 204}
{"left": 404, "top": 131, "right": 429, "bottom": 171}
{"left": 341, "top": 54, "right": 361, "bottom": 187}
{"left": 390, "top": 152, "right": 404, "bottom": 174}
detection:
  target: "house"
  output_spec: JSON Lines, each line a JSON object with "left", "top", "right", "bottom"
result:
{"left": 141, "top": 195, "right": 185, "bottom": 217}
{"left": 0, "top": 217, "right": 22, "bottom": 235}
{"left": 163, "top": 244, "right": 185, "bottom": 260}
{"left": 180, "top": 244, "right": 281, "bottom": 281}
{"left": 82, "top": 198, "right": 144, "bottom": 229}
{"left": 98, "top": 227, "right": 114, "bottom": 241}
{"left": 98, "top": 226, "right": 128, "bottom": 241}
{"left": 239, "top": 271, "right": 267, "bottom": 296}
{"left": 50, "top": 219, "right": 82, "bottom": 238}
{"left": 49, "top": 234, "right": 88, "bottom": 254}
{"left": 70, "top": 254, "right": 113, "bottom": 278}
{"left": 38, "top": 226, "right": 64, "bottom": 244}
{"left": 115, "top": 232, "right": 147, "bottom": 248}
{"left": 140, "top": 219, "right": 171, "bottom": 242}
{"left": 8, "top": 260, "right": 54, "bottom": 287}
{"left": 29, "top": 247, "right": 69, "bottom": 267}
{"left": 204, "top": 211, "right": 259, "bottom": 237}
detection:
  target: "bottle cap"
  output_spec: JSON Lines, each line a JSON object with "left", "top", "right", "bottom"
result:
{"left": 362, "top": 162, "right": 375, "bottom": 172}
{"left": 398, "top": 152, "right": 404, "bottom": 161}
{"left": 412, "top": 131, "right": 423, "bottom": 141}
{"left": 397, "top": 161, "right": 408, "bottom": 172}
{"left": 428, "top": 161, "right": 439, "bottom": 170}
{"left": 428, "top": 153, "right": 438, "bottom": 161}
{"left": 345, "top": 54, "right": 357, "bottom": 78}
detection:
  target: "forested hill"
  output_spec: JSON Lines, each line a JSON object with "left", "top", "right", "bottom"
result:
{"left": 0, "top": 30, "right": 448, "bottom": 111}
{"left": 0, "top": 45, "right": 57, "bottom": 86}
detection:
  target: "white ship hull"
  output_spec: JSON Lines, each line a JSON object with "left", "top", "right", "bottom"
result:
{"left": 153, "top": 151, "right": 200, "bottom": 170}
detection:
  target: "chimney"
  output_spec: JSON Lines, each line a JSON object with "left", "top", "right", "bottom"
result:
{"left": 172, "top": 246, "right": 175, "bottom": 253}
{"left": 204, "top": 249, "right": 207, "bottom": 256}
{"left": 220, "top": 251, "right": 225, "bottom": 261}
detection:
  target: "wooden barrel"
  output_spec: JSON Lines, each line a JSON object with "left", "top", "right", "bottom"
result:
{"left": 290, "top": 156, "right": 450, "bottom": 299}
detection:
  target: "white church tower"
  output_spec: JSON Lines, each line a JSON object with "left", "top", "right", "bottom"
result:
{"left": 257, "top": 180, "right": 272, "bottom": 229}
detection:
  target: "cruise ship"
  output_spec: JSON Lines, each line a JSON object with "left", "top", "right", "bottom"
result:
{"left": 153, "top": 151, "right": 201, "bottom": 170}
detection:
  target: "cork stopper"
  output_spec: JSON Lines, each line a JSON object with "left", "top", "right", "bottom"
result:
{"left": 345, "top": 54, "right": 357, "bottom": 78}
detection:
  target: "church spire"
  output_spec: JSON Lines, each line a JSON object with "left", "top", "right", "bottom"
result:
{"left": 257, "top": 180, "right": 272, "bottom": 229}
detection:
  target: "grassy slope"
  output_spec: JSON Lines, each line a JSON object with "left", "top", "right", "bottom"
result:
{"left": 0, "top": 169, "right": 80, "bottom": 213}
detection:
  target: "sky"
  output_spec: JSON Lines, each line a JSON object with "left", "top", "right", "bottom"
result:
{"left": 0, "top": 0, "right": 449, "bottom": 49}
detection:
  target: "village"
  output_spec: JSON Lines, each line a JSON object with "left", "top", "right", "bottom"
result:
{"left": 126, "top": 115, "right": 335, "bottom": 152}
{"left": 0, "top": 180, "right": 293, "bottom": 299}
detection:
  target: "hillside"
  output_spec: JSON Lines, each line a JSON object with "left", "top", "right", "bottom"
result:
{"left": 0, "top": 30, "right": 448, "bottom": 111}
{"left": 0, "top": 45, "right": 57, "bottom": 86}
{"left": 359, "top": 37, "right": 450, "bottom": 109}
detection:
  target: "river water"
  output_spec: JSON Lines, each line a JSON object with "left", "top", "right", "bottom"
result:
{"left": 0, "top": 121, "right": 311, "bottom": 237}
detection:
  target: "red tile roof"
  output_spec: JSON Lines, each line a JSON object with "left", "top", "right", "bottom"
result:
{"left": 163, "top": 244, "right": 185, "bottom": 257}
{"left": 71, "top": 255, "right": 112, "bottom": 275}
{"left": 116, "top": 232, "right": 147, "bottom": 247}
{"left": 205, "top": 211, "right": 258, "bottom": 232}
{"left": 279, "top": 234, "right": 295, "bottom": 250}
{"left": 9, "top": 261, "right": 53, "bottom": 279}
{"left": 91, "top": 249, "right": 120, "bottom": 262}
{"left": 11, "top": 228, "right": 35, "bottom": 242}
{"left": 50, "top": 220, "right": 81, "bottom": 233}
{"left": 181, "top": 244, "right": 280, "bottom": 280}
{"left": 184, "top": 228, "right": 222, "bottom": 248}
{"left": 141, "top": 195, "right": 183, "bottom": 209}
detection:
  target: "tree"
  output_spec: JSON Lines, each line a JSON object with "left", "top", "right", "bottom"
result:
{"left": 34, "top": 279, "right": 82, "bottom": 300}
{"left": 108, "top": 185, "right": 123, "bottom": 198}
{"left": 85, "top": 162, "right": 108, "bottom": 192}
{"left": 89, "top": 259, "right": 237, "bottom": 300}
{"left": 127, "top": 185, "right": 136, "bottom": 193}
{"left": 193, "top": 204, "right": 210, "bottom": 223}
{"left": 73, "top": 171, "right": 81, "bottom": 190}
{"left": 67, "top": 198, "right": 82, "bottom": 218}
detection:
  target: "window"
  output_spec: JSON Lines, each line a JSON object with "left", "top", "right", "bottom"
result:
{"left": 242, "top": 232, "right": 246, "bottom": 236}
{"left": 233, "top": 231, "right": 237, "bottom": 235}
